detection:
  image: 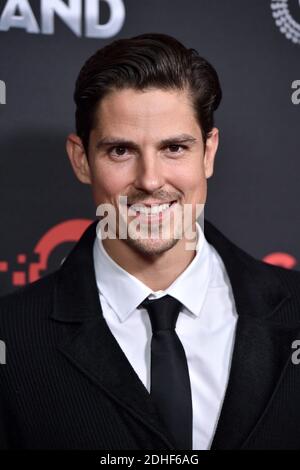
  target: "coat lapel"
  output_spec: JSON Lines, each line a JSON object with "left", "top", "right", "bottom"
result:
{"left": 204, "top": 220, "right": 296, "bottom": 449}
{"left": 50, "top": 218, "right": 297, "bottom": 450}
{"left": 50, "top": 219, "right": 177, "bottom": 449}
{"left": 210, "top": 314, "right": 296, "bottom": 449}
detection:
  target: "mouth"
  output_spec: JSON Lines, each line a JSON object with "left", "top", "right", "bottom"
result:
{"left": 126, "top": 200, "right": 178, "bottom": 216}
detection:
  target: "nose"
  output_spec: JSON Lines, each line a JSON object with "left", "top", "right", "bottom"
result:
{"left": 133, "top": 152, "right": 165, "bottom": 193}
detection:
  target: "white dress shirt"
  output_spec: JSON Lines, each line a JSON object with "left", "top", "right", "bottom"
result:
{"left": 93, "top": 221, "right": 238, "bottom": 450}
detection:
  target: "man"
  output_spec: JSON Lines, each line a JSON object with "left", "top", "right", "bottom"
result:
{"left": 1, "top": 33, "right": 300, "bottom": 450}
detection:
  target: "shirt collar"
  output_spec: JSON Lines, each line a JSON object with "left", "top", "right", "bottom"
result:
{"left": 93, "top": 221, "right": 213, "bottom": 322}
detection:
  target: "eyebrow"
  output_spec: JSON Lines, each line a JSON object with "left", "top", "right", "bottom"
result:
{"left": 95, "top": 133, "right": 198, "bottom": 150}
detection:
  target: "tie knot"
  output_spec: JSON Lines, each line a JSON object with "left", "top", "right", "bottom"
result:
{"left": 139, "top": 294, "right": 182, "bottom": 333}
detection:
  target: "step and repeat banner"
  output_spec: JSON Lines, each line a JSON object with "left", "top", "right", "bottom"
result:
{"left": 0, "top": 0, "right": 299, "bottom": 295}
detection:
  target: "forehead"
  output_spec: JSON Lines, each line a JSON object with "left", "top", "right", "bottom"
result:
{"left": 93, "top": 87, "right": 201, "bottom": 139}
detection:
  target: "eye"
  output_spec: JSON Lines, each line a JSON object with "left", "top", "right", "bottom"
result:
{"left": 108, "top": 146, "right": 130, "bottom": 158}
{"left": 166, "top": 144, "right": 187, "bottom": 154}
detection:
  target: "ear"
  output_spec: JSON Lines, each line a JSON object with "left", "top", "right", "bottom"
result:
{"left": 66, "top": 133, "right": 91, "bottom": 184}
{"left": 203, "top": 127, "right": 219, "bottom": 179}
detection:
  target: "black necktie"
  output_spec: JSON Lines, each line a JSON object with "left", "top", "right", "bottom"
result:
{"left": 138, "top": 294, "right": 193, "bottom": 449}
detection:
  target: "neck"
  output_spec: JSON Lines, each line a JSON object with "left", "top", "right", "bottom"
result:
{"left": 102, "top": 228, "right": 198, "bottom": 291}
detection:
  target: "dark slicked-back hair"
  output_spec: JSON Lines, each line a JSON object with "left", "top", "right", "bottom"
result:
{"left": 74, "top": 33, "right": 222, "bottom": 155}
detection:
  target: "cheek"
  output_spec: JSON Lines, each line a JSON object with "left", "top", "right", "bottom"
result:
{"left": 175, "top": 161, "right": 206, "bottom": 193}
{"left": 177, "top": 169, "right": 207, "bottom": 207}
{"left": 90, "top": 163, "right": 129, "bottom": 200}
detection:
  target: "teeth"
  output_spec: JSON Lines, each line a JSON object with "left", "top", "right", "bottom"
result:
{"left": 129, "top": 202, "right": 172, "bottom": 215}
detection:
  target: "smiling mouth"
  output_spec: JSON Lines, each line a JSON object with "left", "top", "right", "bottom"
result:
{"left": 126, "top": 200, "right": 178, "bottom": 215}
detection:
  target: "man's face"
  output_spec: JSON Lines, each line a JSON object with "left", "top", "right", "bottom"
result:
{"left": 67, "top": 87, "right": 218, "bottom": 256}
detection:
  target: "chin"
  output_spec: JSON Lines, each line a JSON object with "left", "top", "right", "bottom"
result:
{"left": 125, "top": 235, "right": 179, "bottom": 257}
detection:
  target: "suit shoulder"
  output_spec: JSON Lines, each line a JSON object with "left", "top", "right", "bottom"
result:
{"left": 264, "top": 261, "right": 300, "bottom": 295}
{"left": 0, "top": 271, "right": 58, "bottom": 323}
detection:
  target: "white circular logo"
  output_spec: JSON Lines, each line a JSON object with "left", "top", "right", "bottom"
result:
{"left": 271, "top": 0, "right": 300, "bottom": 44}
